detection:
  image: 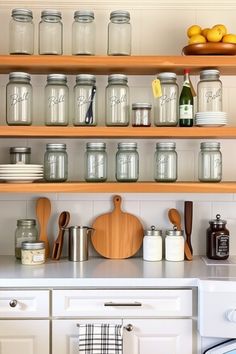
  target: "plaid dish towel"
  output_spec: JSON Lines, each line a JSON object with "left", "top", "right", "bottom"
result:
{"left": 78, "top": 323, "right": 123, "bottom": 354}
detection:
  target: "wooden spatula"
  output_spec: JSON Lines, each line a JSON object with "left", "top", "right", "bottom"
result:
{"left": 36, "top": 197, "right": 51, "bottom": 259}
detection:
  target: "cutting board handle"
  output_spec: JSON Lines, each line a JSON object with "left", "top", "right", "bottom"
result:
{"left": 113, "top": 195, "right": 122, "bottom": 212}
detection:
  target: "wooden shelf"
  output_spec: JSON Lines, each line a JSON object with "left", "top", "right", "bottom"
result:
{"left": 1, "top": 126, "right": 236, "bottom": 138}
{"left": 0, "top": 55, "right": 236, "bottom": 75}
{"left": 0, "top": 182, "right": 235, "bottom": 193}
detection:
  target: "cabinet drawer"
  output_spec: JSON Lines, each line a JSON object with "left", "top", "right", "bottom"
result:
{"left": 53, "top": 289, "right": 192, "bottom": 318}
{"left": 0, "top": 290, "right": 49, "bottom": 318}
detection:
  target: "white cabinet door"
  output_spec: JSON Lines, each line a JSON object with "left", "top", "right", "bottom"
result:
{"left": 0, "top": 320, "right": 49, "bottom": 354}
{"left": 123, "top": 319, "right": 192, "bottom": 354}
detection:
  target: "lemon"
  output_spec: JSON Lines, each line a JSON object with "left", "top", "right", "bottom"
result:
{"left": 188, "top": 34, "right": 206, "bottom": 45}
{"left": 222, "top": 33, "right": 236, "bottom": 43}
{"left": 201, "top": 28, "right": 210, "bottom": 39}
{"left": 213, "top": 24, "right": 227, "bottom": 36}
{"left": 187, "top": 25, "right": 202, "bottom": 38}
{"left": 207, "top": 28, "right": 223, "bottom": 42}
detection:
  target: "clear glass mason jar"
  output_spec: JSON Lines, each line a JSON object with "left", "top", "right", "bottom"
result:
{"left": 72, "top": 10, "right": 95, "bottom": 55}
{"left": 197, "top": 69, "right": 222, "bottom": 112}
{"left": 9, "top": 8, "right": 34, "bottom": 55}
{"left": 44, "top": 143, "right": 68, "bottom": 182}
{"left": 132, "top": 103, "right": 152, "bottom": 127}
{"left": 10, "top": 147, "right": 31, "bottom": 164}
{"left": 85, "top": 142, "right": 107, "bottom": 182}
{"left": 21, "top": 241, "right": 45, "bottom": 265}
{"left": 15, "top": 219, "right": 38, "bottom": 259}
{"left": 39, "top": 9, "right": 63, "bottom": 55}
{"left": 73, "top": 74, "right": 97, "bottom": 126}
{"left": 105, "top": 74, "right": 129, "bottom": 126}
{"left": 198, "top": 142, "right": 222, "bottom": 182}
{"left": 154, "top": 142, "right": 177, "bottom": 182}
{"left": 45, "top": 74, "right": 69, "bottom": 126}
{"left": 108, "top": 10, "right": 131, "bottom": 55}
{"left": 116, "top": 142, "right": 139, "bottom": 182}
{"left": 154, "top": 72, "right": 179, "bottom": 126}
{"left": 6, "top": 72, "right": 32, "bottom": 126}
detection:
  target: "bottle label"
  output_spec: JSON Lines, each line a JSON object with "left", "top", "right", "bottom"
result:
{"left": 216, "top": 234, "right": 229, "bottom": 257}
{"left": 183, "top": 81, "right": 191, "bottom": 88}
{"left": 152, "top": 79, "right": 162, "bottom": 98}
{"left": 179, "top": 104, "right": 193, "bottom": 119}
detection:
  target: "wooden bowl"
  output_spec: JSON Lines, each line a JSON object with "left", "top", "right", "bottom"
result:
{"left": 182, "top": 42, "right": 236, "bottom": 55}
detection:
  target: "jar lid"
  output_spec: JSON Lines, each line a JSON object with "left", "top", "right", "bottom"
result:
{"left": 118, "top": 142, "right": 137, "bottom": 149}
{"left": 12, "top": 8, "right": 33, "bottom": 18}
{"left": 200, "top": 142, "right": 220, "bottom": 149}
{"left": 209, "top": 214, "right": 227, "bottom": 225}
{"left": 41, "top": 9, "right": 62, "bottom": 18}
{"left": 47, "top": 74, "right": 67, "bottom": 83}
{"left": 22, "top": 241, "right": 45, "bottom": 250}
{"left": 132, "top": 103, "right": 152, "bottom": 110}
{"left": 9, "top": 72, "right": 31, "bottom": 81}
{"left": 146, "top": 226, "right": 162, "bottom": 236}
{"left": 156, "top": 142, "right": 176, "bottom": 149}
{"left": 200, "top": 69, "right": 220, "bottom": 78}
{"left": 108, "top": 74, "right": 128, "bottom": 84}
{"left": 156, "top": 72, "right": 177, "bottom": 80}
{"left": 10, "top": 147, "right": 31, "bottom": 153}
{"left": 46, "top": 143, "right": 67, "bottom": 150}
{"left": 86, "top": 142, "right": 106, "bottom": 149}
{"left": 17, "top": 219, "right": 36, "bottom": 226}
{"left": 76, "top": 74, "right": 96, "bottom": 84}
{"left": 166, "top": 228, "right": 183, "bottom": 236}
{"left": 74, "top": 10, "right": 94, "bottom": 19}
{"left": 110, "top": 10, "right": 130, "bottom": 20}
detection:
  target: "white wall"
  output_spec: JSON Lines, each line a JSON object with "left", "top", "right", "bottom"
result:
{"left": 1, "top": 0, "right": 236, "bottom": 258}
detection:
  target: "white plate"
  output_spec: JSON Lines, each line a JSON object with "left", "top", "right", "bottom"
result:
{"left": 0, "top": 176, "right": 44, "bottom": 183}
{"left": 196, "top": 111, "right": 227, "bottom": 115}
{"left": 0, "top": 164, "right": 43, "bottom": 168}
{"left": 196, "top": 123, "right": 226, "bottom": 127}
{"left": 0, "top": 174, "right": 44, "bottom": 178}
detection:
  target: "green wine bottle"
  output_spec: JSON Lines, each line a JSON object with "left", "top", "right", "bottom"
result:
{"left": 179, "top": 69, "right": 194, "bottom": 127}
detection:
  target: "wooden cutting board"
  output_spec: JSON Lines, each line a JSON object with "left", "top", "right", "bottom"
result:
{"left": 91, "top": 195, "right": 144, "bottom": 259}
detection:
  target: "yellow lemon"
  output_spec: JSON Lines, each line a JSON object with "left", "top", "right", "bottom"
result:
{"left": 213, "top": 24, "right": 227, "bottom": 36}
{"left": 188, "top": 34, "right": 206, "bottom": 45}
{"left": 222, "top": 33, "right": 236, "bottom": 43}
{"left": 201, "top": 28, "right": 210, "bottom": 39}
{"left": 207, "top": 28, "right": 223, "bottom": 42}
{"left": 187, "top": 25, "right": 202, "bottom": 38}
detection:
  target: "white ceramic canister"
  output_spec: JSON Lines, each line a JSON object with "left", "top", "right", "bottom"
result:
{"left": 143, "top": 226, "right": 162, "bottom": 261}
{"left": 165, "top": 227, "right": 184, "bottom": 261}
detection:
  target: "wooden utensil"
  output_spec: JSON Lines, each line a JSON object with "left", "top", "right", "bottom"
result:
{"left": 184, "top": 201, "right": 193, "bottom": 255}
{"left": 36, "top": 197, "right": 51, "bottom": 259}
{"left": 168, "top": 208, "right": 182, "bottom": 230}
{"left": 91, "top": 195, "right": 144, "bottom": 259}
{"left": 51, "top": 211, "right": 70, "bottom": 260}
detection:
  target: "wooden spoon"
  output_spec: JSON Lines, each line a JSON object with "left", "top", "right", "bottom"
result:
{"left": 51, "top": 211, "right": 70, "bottom": 260}
{"left": 36, "top": 197, "right": 51, "bottom": 259}
{"left": 184, "top": 201, "right": 193, "bottom": 254}
{"left": 168, "top": 208, "right": 182, "bottom": 230}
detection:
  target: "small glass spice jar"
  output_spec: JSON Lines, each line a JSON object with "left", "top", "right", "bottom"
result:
{"left": 132, "top": 103, "right": 152, "bottom": 127}
{"left": 72, "top": 10, "right": 95, "bottom": 55}
{"left": 108, "top": 10, "right": 131, "bottom": 55}
{"left": 44, "top": 143, "right": 68, "bottom": 182}
{"left": 21, "top": 241, "right": 45, "bottom": 265}
{"left": 10, "top": 147, "right": 31, "bottom": 164}
{"left": 9, "top": 8, "right": 34, "bottom": 55}
{"left": 6, "top": 72, "right": 32, "bottom": 126}
{"left": 206, "top": 214, "right": 229, "bottom": 260}
{"left": 85, "top": 142, "right": 107, "bottom": 182}
{"left": 73, "top": 74, "right": 97, "bottom": 126}
{"left": 154, "top": 142, "right": 177, "bottom": 182}
{"left": 154, "top": 72, "right": 178, "bottom": 126}
{"left": 116, "top": 142, "right": 139, "bottom": 182}
{"left": 197, "top": 69, "right": 222, "bottom": 112}
{"left": 15, "top": 219, "right": 38, "bottom": 259}
{"left": 143, "top": 226, "right": 162, "bottom": 261}
{"left": 198, "top": 142, "right": 222, "bottom": 182}
{"left": 165, "top": 227, "right": 184, "bottom": 262}
{"left": 39, "top": 9, "right": 63, "bottom": 55}
{"left": 45, "top": 74, "right": 69, "bottom": 126}
{"left": 105, "top": 74, "right": 129, "bottom": 126}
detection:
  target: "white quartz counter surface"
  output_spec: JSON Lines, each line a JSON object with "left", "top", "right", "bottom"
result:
{"left": 0, "top": 256, "right": 236, "bottom": 288}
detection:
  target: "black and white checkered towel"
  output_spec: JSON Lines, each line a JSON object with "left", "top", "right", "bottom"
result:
{"left": 78, "top": 323, "right": 123, "bottom": 354}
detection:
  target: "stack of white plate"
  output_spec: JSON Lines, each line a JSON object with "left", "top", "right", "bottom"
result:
{"left": 195, "top": 111, "right": 228, "bottom": 127}
{"left": 0, "top": 164, "right": 44, "bottom": 183}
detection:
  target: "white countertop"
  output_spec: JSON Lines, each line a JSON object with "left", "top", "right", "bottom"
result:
{"left": 1, "top": 256, "right": 236, "bottom": 288}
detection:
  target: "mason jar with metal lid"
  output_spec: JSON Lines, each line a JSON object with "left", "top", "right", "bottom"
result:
{"left": 21, "top": 241, "right": 45, "bottom": 265}
{"left": 154, "top": 72, "right": 178, "bottom": 126}
{"left": 198, "top": 142, "right": 222, "bottom": 182}
{"left": 206, "top": 214, "right": 229, "bottom": 260}
{"left": 44, "top": 143, "right": 68, "bottom": 182}
{"left": 73, "top": 74, "right": 97, "bottom": 126}
{"left": 116, "top": 142, "right": 139, "bottom": 182}
{"left": 132, "top": 103, "right": 152, "bottom": 127}
{"left": 85, "top": 142, "right": 107, "bottom": 182}
{"left": 165, "top": 227, "right": 184, "bottom": 261}
{"left": 108, "top": 10, "right": 131, "bottom": 55}
{"left": 15, "top": 219, "right": 38, "bottom": 259}
{"left": 6, "top": 72, "right": 32, "bottom": 125}
{"left": 154, "top": 142, "right": 177, "bottom": 182}
{"left": 72, "top": 10, "right": 95, "bottom": 55}
{"left": 143, "top": 226, "right": 162, "bottom": 261}
{"left": 45, "top": 74, "right": 69, "bottom": 126}
{"left": 105, "top": 74, "right": 129, "bottom": 126}
{"left": 10, "top": 147, "right": 31, "bottom": 164}
{"left": 9, "top": 8, "right": 34, "bottom": 55}
{"left": 197, "top": 69, "right": 222, "bottom": 112}
{"left": 39, "top": 9, "right": 63, "bottom": 54}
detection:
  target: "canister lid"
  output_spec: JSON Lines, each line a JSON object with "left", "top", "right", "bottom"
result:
{"left": 166, "top": 227, "right": 183, "bottom": 236}
{"left": 118, "top": 142, "right": 137, "bottom": 149}
{"left": 200, "top": 142, "right": 220, "bottom": 149}
{"left": 110, "top": 10, "right": 130, "bottom": 20}
{"left": 146, "top": 226, "right": 162, "bottom": 236}
{"left": 12, "top": 8, "right": 33, "bottom": 18}
{"left": 46, "top": 143, "right": 67, "bottom": 150}
{"left": 209, "top": 214, "right": 227, "bottom": 225}
{"left": 76, "top": 74, "right": 96, "bottom": 84}
{"left": 10, "top": 147, "right": 31, "bottom": 154}
{"left": 22, "top": 241, "right": 45, "bottom": 250}
{"left": 9, "top": 72, "right": 31, "bottom": 81}
{"left": 200, "top": 69, "right": 220, "bottom": 78}
{"left": 156, "top": 72, "right": 177, "bottom": 80}
{"left": 108, "top": 74, "right": 128, "bottom": 84}
{"left": 156, "top": 142, "right": 176, "bottom": 149}
{"left": 132, "top": 103, "right": 152, "bottom": 110}
{"left": 74, "top": 10, "right": 94, "bottom": 19}
{"left": 17, "top": 219, "right": 36, "bottom": 226}
{"left": 86, "top": 142, "right": 106, "bottom": 149}
{"left": 47, "top": 74, "right": 67, "bottom": 83}
{"left": 41, "top": 9, "right": 62, "bottom": 18}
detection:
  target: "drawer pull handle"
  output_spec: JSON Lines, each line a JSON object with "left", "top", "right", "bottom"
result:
{"left": 104, "top": 302, "right": 142, "bottom": 307}
{"left": 226, "top": 309, "right": 236, "bottom": 322}
{"left": 9, "top": 299, "right": 18, "bottom": 308}
{"left": 125, "top": 324, "right": 133, "bottom": 332}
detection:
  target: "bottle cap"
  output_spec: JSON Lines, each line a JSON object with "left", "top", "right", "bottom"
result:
{"left": 209, "top": 214, "right": 227, "bottom": 225}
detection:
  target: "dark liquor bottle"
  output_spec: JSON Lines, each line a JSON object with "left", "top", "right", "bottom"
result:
{"left": 179, "top": 69, "right": 194, "bottom": 127}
